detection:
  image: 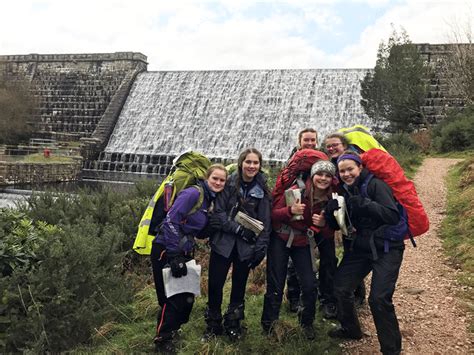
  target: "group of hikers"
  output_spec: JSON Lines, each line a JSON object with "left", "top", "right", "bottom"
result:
{"left": 143, "top": 127, "right": 417, "bottom": 355}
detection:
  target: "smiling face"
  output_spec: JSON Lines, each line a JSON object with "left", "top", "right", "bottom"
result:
{"left": 299, "top": 132, "right": 318, "bottom": 150}
{"left": 241, "top": 153, "right": 261, "bottom": 182}
{"left": 206, "top": 168, "right": 227, "bottom": 193}
{"left": 312, "top": 172, "right": 333, "bottom": 191}
{"left": 325, "top": 137, "right": 346, "bottom": 159}
{"left": 338, "top": 159, "right": 362, "bottom": 186}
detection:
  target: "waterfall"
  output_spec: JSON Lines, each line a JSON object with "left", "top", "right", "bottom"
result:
{"left": 105, "top": 69, "right": 374, "bottom": 162}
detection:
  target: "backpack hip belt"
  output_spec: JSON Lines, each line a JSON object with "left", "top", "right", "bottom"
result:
{"left": 275, "top": 224, "right": 306, "bottom": 248}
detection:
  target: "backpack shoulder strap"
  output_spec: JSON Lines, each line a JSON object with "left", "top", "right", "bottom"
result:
{"left": 187, "top": 185, "right": 205, "bottom": 215}
{"left": 360, "top": 173, "right": 374, "bottom": 198}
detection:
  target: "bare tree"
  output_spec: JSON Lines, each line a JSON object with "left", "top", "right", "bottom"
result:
{"left": 444, "top": 7, "right": 474, "bottom": 105}
{"left": 0, "top": 74, "right": 38, "bottom": 145}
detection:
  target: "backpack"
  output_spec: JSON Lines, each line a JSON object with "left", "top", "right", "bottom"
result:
{"left": 338, "top": 124, "right": 387, "bottom": 153}
{"left": 272, "top": 149, "right": 329, "bottom": 203}
{"left": 359, "top": 149, "right": 429, "bottom": 247}
{"left": 133, "top": 151, "right": 211, "bottom": 255}
{"left": 360, "top": 172, "right": 412, "bottom": 253}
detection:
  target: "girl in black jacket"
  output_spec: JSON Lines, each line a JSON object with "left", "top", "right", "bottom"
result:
{"left": 326, "top": 151, "right": 404, "bottom": 355}
{"left": 203, "top": 148, "right": 272, "bottom": 341}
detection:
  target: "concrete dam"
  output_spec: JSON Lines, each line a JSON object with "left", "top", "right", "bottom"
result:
{"left": 0, "top": 44, "right": 457, "bottom": 181}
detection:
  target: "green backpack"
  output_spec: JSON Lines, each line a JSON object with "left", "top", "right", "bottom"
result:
{"left": 133, "top": 151, "right": 211, "bottom": 255}
{"left": 338, "top": 124, "right": 387, "bottom": 153}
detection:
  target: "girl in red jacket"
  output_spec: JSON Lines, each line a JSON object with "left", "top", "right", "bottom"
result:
{"left": 261, "top": 160, "right": 336, "bottom": 340}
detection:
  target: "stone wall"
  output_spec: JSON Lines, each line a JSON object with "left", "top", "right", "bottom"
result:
{"left": 0, "top": 52, "right": 147, "bottom": 141}
{"left": 0, "top": 160, "right": 82, "bottom": 186}
{"left": 416, "top": 43, "right": 468, "bottom": 124}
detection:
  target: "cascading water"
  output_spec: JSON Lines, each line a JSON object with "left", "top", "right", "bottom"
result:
{"left": 104, "top": 69, "right": 374, "bottom": 162}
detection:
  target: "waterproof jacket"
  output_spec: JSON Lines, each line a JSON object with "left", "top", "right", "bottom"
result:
{"left": 154, "top": 180, "right": 213, "bottom": 254}
{"left": 341, "top": 168, "right": 403, "bottom": 253}
{"left": 211, "top": 172, "right": 271, "bottom": 262}
{"left": 272, "top": 177, "right": 334, "bottom": 247}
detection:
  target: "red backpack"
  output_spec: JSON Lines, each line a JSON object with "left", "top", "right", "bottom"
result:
{"left": 360, "top": 149, "right": 429, "bottom": 239}
{"left": 272, "top": 149, "right": 329, "bottom": 203}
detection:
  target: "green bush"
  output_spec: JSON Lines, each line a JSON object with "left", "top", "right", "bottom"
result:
{"left": 432, "top": 106, "right": 474, "bottom": 152}
{"left": 376, "top": 132, "right": 422, "bottom": 174}
{"left": 0, "top": 209, "right": 51, "bottom": 277}
{"left": 0, "top": 182, "right": 162, "bottom": 352}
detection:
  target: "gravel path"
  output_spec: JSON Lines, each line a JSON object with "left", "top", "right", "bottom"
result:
{"left": 341, "top": 158, "right": 473, "bottom": 354}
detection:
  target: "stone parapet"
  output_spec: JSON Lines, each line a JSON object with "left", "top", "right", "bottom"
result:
{"left": 0, "top": 52, "right": 147, "bottom": 64}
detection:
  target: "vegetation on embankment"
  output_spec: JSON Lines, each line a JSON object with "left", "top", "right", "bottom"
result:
{"left": 440, "top": 156, "right": 474, "bottom": 332}
{"left": 0, "top": 182, "right": 157, "bottom": 352}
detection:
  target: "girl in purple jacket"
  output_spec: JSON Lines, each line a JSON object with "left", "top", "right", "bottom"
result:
{"left": 151, "top": 164, "right": 227, "bottom": 353}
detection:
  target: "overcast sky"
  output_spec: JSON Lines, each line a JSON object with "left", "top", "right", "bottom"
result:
{"left": 1, "top": 0, "right": 472, "bottom": 70}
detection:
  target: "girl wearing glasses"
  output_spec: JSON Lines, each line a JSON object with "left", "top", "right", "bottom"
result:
{"left": 324, "top": 132, "right": 367, "bottom": 308}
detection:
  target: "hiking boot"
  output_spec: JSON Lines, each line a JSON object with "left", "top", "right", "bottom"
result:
{"left": 223, "top": 303, "right": 245, "bottom": 341}
{"left": 203, "top": 307, "right": 223, "bottom": 342}
{"left": 328, "top": 327, "right": 362, "bottom": 340}
{"left": 302, "top": 324, "right": 316, "bottom": 340}
{"left": 154, "top": 339, "right": 176, "bottom": 354}
{"left": 288, "top": 299, "right": 300, "bottom": 313}
{"left": 201, "top": 326, "right": 223, "bottom": 342}
{"left": 321, "top": 303, "right": 337, "bottom": 320}
{"left": 261, "top": 321, "right": 275, "bottom": 336}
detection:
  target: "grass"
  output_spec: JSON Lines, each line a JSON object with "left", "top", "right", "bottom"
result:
{"left": 2, "top": 153, "right": 76, "bottom": 163}
{"left": 74, "top": 244, "right": 342, "bottom": 354}
{"left": 431, "top": 149, "right": 474, "bottom": 159}
{"left": 440, "top": 157, "right": 474, "bottom": 332}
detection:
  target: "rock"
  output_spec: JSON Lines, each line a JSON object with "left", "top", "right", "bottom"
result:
{"left": 405, "top": 287, "right": 424, "bottom": 295}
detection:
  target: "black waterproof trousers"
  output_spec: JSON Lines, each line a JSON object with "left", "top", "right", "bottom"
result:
{"left": 286, "top": 234, "right": 337, "bottom": 305}
{"left": 207, "top": 247, "right": 251, "bottom": 316}
{"left": 151, "top": 243, "right": 194, "bottom": 342}
{"left": 262, "top": 236, "right": 317, "bottom": 329}
{"left": 333, "top": 245, "right": 404, "bottom": 355}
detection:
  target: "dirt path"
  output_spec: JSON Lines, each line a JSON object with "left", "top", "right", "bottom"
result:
{"left": 341, "top": 158, "right": 472, "bottom": 354}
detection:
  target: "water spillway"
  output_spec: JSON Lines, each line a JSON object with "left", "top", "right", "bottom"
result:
{"left": 104, "top": 69, "right": 374, "bottom": 162}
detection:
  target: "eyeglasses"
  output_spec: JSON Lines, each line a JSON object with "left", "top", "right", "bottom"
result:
{"left": 325, "top": 143, "right": 342, "bottom": 150}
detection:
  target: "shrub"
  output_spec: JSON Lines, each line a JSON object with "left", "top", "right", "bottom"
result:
{"left": 0, "top": 185, "right": 153, "bottom": 352}
{"left": 377, "top": 132, "right": 422, "bottom": 174}
{"left": 432, "top": 106, "right": 474, "bottom": 152}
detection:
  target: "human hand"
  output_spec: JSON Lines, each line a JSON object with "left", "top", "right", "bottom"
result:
{"left": 348, "top": 195, "right": 370, "bottom": 210}
{"left": 325, "top": 199, "right": 340, "bottom": 215}
{"left": 208, "top": 214, "right": 222, "bottom": 230}
{"left": 168, "top": 253, "right": 188, "bottom": 278}
{"left": 312, "top": 212, "right": 326, "bottom": 227}
{"left": 248, "top": 249, "right": 266, "bottom": 269}
{"left": 290, "top": 199, "right": 306, "bottom": 215}
{"left": 236, "top": 226, "right": 257, "bottom": 244}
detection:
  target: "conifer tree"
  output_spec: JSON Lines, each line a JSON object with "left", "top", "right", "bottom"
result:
{"left": 360, "top": 28, "right": 428, "bottom": 132}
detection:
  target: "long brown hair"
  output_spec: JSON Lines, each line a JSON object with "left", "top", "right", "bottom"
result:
{"left": 235, "top": 148, "right": 269, "bottom": 196}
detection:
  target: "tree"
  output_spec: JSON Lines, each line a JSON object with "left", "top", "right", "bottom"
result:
{"left": 443, "top": 12, "right": 474, "bottom": 106}
{"left": 0, "top": 74, "right": 38, "bottom": 145}
{"left": 360, "top": 28, "right": 428, "bottom": 132}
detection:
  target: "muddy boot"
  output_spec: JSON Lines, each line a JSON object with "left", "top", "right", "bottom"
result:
{"left": 153, "top": 332, "right": 176, "bottom": 354}
{"left": 201, "top": 307, "right": 223, "bottom": 342}
{"left": 223, "top": 303, "right": 245, "bottom": 341}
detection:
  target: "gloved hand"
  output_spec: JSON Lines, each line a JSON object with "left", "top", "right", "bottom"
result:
{"left": 208, "top": 214, "right": 222, "bottom": 230}
{"left": 325, "top": 198, "right": 340, "bottom": 215}
{"left": 348, "top": 195, "right": 371, "bottom": 216}
{"left": 198, "top": 214, "right": 222, "bottom": 239}
{"left": 235, "top": 225, "right": 257, "bottom": 244}
{"left": 167, "top": 252, "right": 188, "bottom": 278}
{"left": 248, "top": 249, "right": 266, "bottom": 269}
